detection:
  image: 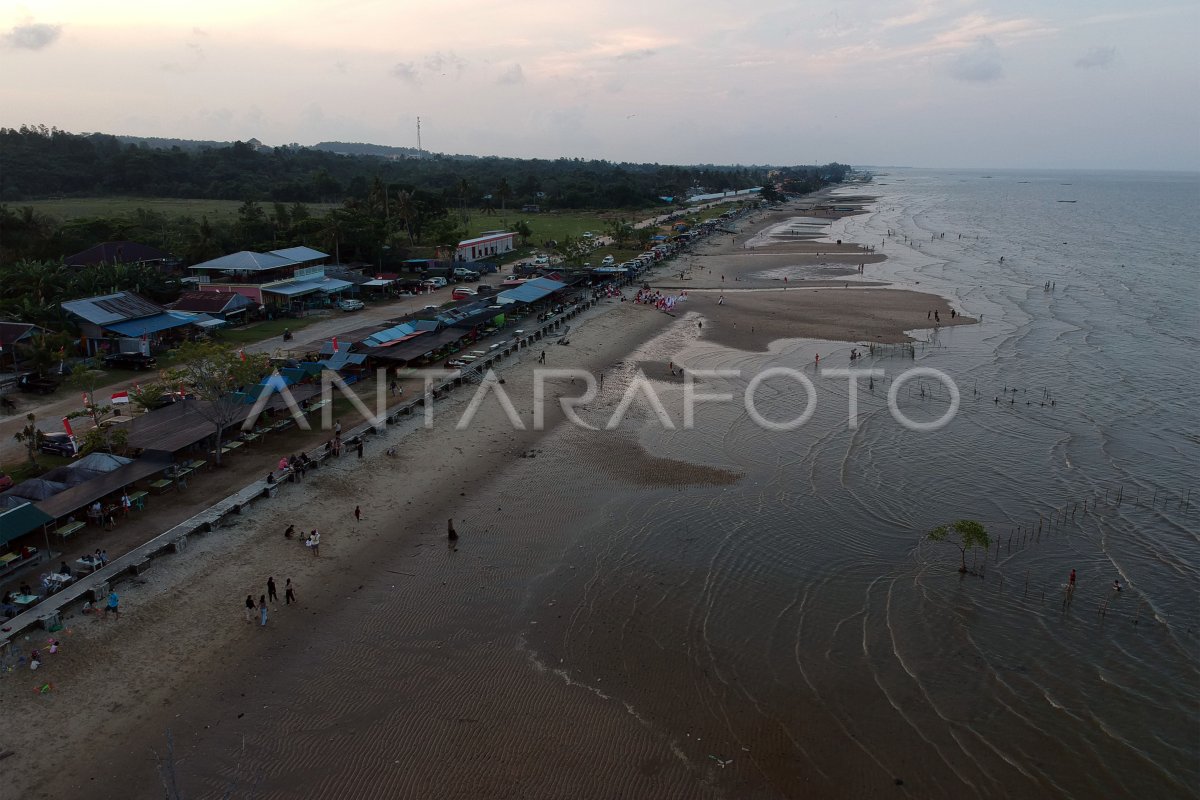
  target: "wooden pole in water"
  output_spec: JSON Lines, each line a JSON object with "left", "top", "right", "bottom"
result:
{"left": 1117, "top": 486, "right": 1123, "bottom": 507}
{"left": 1152, "top": 488, "right": 1158, "bottom": 508}
{"left": 1024, "top": 572, "right": 1029, "bottom": 598}
{"left": 1186, "top": 489, "right": 1191, "bottom": 510}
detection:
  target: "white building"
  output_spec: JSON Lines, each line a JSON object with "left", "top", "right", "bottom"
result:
{"left": 455, "top": 231, "right": 515, "bottom": 263}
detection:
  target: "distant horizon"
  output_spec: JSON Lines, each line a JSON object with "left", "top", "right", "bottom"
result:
{"left": 8, "top": 124, "right": 1199, "bottom": 176}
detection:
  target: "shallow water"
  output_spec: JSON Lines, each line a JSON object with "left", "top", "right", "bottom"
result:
{"left": 517, "top": 170, "right": 1200, "bottom": 797}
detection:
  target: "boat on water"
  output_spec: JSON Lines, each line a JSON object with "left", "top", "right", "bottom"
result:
{"left": 1057, "top": 200, "right": 1077, "bottom": 203}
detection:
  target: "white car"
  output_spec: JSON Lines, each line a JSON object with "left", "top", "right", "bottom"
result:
{"left": 581, "top": 231, "right": 594, "bottom": 238}
{"left": 337, "top": 298, "right": 365, "bottom": 311}
{"left": 602, "top": 255, "right": 615, "bottom": 266}
{"left": 533, "top": 255, "right": 550, "bottom": 265}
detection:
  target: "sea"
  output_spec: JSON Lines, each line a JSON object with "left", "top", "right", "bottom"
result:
{"left": 168, "top": 169, "right": 1200, "bottom": 799}
{"left": 515, "top": 169, "right": 1200, "bottom": 798}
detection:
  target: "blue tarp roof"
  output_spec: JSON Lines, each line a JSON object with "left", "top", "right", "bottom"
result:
{"left": 497, "top": 278, "right": 567, "bottom": 305}
{"left": 105, "top": 311, "right": 213, "bottom": 336}
{"left": 364, "top": 323, "right": 419, "bottom": 347}
{"left": 319, "top": 351, "right": 367, "bottom": 370}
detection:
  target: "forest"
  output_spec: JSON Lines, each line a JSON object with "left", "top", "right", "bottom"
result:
{"left": 0, "top": 125, "right": 847, "bottom": 208}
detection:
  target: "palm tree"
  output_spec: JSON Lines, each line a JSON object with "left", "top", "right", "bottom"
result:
{"left": 394, "top": 190, "right": 416, "bottom": 245}
{"left": 457, "top": 177, "right": 471, "bottom": 224}
{"left": 495, "top": 178, "right": 513, "bottom": 212}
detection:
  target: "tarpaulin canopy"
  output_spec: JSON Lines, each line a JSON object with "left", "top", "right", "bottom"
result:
{"left": 0, "top": 503, "right": 53, "bottom": 545}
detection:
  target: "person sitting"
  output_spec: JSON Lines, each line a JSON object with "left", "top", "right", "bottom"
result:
{"left": 266, "top": 471, "right": 276, "bottom": 485}
{"left": 98, "top": 550, "right": 109, "bottom": 566}
{"left": 59, "top": 561, "right": 71, "bottom": 576}
{"left": 19, "top": 582, "right": 32, "bottom": 596}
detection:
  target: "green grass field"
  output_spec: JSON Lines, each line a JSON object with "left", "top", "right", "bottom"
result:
{"left": 465, "top": 208, "right": 663, "bottom": 245}
{"left": 19, "top": 197, "right": 338, "bottom": 221}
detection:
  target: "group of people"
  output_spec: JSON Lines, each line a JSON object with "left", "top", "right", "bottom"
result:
{"left": 633, "top": 288, "right": 688, "bottom": 313}
{"left": 283, "top": 523, "right": 321, "bottom": 555}
{"left": 245, "top": 577, "right": 298, "bottom": 627}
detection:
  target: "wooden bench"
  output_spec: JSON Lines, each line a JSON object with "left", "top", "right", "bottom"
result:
{"left": 128, "top": 490, "right": 148, "bottom": 510}
{"left": 54, "top": 521, "right": 85, "bottom": 540}
{"left": 149, "top": 479, "right": 173, "bottom": 493}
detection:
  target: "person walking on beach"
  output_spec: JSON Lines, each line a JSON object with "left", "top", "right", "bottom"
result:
{"left": 285, "top": 578, "right": 296, "bottom": 605}
{"left": 539, "top": 350, "right": 546, "bottom": 364}
{"left": 448, "top": 518, "right": 458, "bottom": 542}
{"left": 357, "top": 440, "right": 364, "bottom": 459}
{"left": 267, "top": 577, "right": 278, "bottom": 604}
{"left": 105, "top": 591, "right": 120, "bottom": 620}
{"left": 307, "top": 530, "right": 320, "bottom": 556}
{"left": 354, "top": 505, "right": 362, "bottom": 523}
{"left": 334, "top": 419, "right": 342, "bottom": 437}
{"left": 245, "top": 594, "right": 256, "bottom": 623}
{"left": 284, "top": 524, "right": 295, "bottom": 540}
{"left": 259, "top": 594, "right": 268, "bottom": 626}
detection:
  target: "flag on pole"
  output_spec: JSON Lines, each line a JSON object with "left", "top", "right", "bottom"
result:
{"left": 62, "top": 417, "right": 74, "bottom": 437}
{"left": 111, "top": 391, "right": 130, "bottom": 405}
{"left": 332, "top": 336, "right": 339, "bottom": 353}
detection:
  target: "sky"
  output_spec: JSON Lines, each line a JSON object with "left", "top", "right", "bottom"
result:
{"left": 1, "top": 0, "right": 1197, "bottom": 170}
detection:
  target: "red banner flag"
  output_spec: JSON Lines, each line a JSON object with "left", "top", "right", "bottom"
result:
{"left": 62, "top": 417, "right": 74, "bottom": 438}
{"left": 332, "top": 336, "right": 339, "bottom": 353}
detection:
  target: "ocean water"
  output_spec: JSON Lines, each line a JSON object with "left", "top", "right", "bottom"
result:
{"left": 519, "top": 170, "right": 1200, "bottom": 797}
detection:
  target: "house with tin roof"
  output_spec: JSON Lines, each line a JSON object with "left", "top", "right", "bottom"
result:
{"left": 61, "top": 291, "right": 217, "bottom": 355}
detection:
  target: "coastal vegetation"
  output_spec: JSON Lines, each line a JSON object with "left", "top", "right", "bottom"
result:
{"left": 928, "top": 519, "right": 991, "bottom": 572}
{"left": 167, "top": 342, "right": 272, "bottom": 466}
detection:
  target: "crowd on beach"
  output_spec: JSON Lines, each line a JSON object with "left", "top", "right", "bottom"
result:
{"left": 634, "top": 288, "right": 689, "bottom": 313}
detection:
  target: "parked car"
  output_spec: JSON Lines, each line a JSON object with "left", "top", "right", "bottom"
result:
{"left": 102, "top": 352, "right": 157, "bottom": 371}
{"left": 40, "top": 431, "right": 76, "bottom": 456}
{"left": 452, "top": 267, "right": 480, "bottom": 281}
{"left": 337, "top": 298, "right": 365, "bottom": 312}
{"left": 533, "top": 255, "right": 550, "bottom": 266}
{"left": 602, "top": 255, "right": 615, "bottom": 266}
{"left": 475, "top": 284, "right": 495, "bottom": 295}
{"left": 423, "top": 304, "right": 440, "bottom": 312}
{"left": 452, "top": 287, "right": 476, "bottom": 300}
{"left": 145, "top": 390, "right": 189, "bottom": 410}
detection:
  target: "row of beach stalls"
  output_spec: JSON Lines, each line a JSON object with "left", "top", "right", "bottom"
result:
{"left": 294, "top": 277, "right": 575, "bottom": 379}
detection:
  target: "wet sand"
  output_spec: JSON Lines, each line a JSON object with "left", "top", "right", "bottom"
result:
{"left": 6, "top": 197, "right": 976, "bottom": 799}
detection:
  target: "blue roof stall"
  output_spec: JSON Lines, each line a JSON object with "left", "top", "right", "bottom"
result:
{"left": 497, "top": 278, "right": 567, "bottom": 305}
{"left": 105, "top": 311, "right": 215, "bottom": 337}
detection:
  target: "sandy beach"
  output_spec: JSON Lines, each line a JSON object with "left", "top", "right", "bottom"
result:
{"left": 5, "top": 196, "right": 978, "bottom": 799}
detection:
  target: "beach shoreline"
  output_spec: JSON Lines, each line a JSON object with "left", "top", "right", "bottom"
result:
{"left": 6, "top": 191, "right": 979, "bottom": 799}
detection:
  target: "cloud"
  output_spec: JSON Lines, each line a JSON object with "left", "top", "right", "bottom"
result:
{"left": 3, "top": 22, "right": 62, "bottom": 50}
{"left": 497, "top": 63, "right": 525, "bottom": 85}
{"left": 946, "top": 35, "right": 1003, "bottom": 82}
{"left": 615, "top": 48, "right": 657, "bottom": 61}
{"left": 1074, "top": 46, "right": 1116, "bottom": 69}
{"left": 391, "top": 61, "right": 420, "bottom": 85}
{"left": 423, "top": 50, "right": 466, "bottom": 77}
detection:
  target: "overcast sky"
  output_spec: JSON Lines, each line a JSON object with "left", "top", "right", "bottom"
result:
{"left": 2, "top": 0, "right": 1197, "bottom": 169}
